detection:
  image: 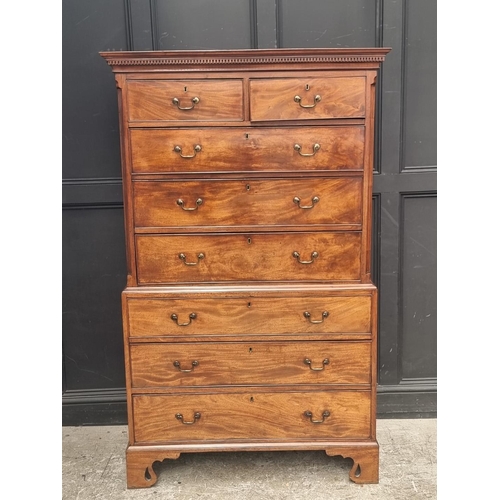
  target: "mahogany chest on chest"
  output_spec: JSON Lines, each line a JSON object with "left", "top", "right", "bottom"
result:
{"left": 101, "top": 48, "right": 389, "bottom": 488}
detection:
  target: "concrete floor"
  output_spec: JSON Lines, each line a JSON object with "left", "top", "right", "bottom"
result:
{"left": 62, "top": 419, "right": 436, "bottom": 499}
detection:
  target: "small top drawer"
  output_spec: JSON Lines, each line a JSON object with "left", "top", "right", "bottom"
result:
{"left": 250, "top": 77, "right": 365, "bottom": 121}
{"left": 127, "top": 80, "right": 244, "bottom": 122}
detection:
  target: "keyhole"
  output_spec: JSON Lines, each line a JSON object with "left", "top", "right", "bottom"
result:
{"left": 250, "top": 396, "right": 254, "bottom": 402}
{"left": 245, "top": 133, "right": 249, "bottom": 139}
{"left": 247, "top": 302, "right": 251, "bottom": 307}
{"left": 305, "top": 84, "right": 310, "bottom": 91}
{"left": 184, "top": 86, "right": 188, "bottom": 92}
{"left": 249, "top": 347, "right": 253, "bottom": 352}
{"left": 247, "top": 238, "right": 251, "bottom": 244}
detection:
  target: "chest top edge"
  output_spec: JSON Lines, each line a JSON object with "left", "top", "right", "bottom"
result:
{"left": 100, "top": 48, "right": 391, "bottom": 73}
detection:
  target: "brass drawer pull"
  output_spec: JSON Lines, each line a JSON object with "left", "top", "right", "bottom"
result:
{"left": 174, "top": 145, "right": 202, "bottom": 158}
{"left": 179, "top": 253, "right": 205, "bottom": 266}
{"left": 294, "top": 143, "right": 321, "bottom": 157}
{"left": 304, "top": 410, "right": 330, "bottom": 424}
{"left": 173, "top": 360, "right": 199, "bottom": 372}
{"left": 294, "top": 94, "right": 321, "bottom": 108}
{"left": 293, "top": 196, "right": 320, "bottom": 209}
{"left": 292, "top": 251, "right": 318, "bottom": 264}
{"left": 177, "top": 198, "right": 203, "bottom": 211}
{"left": 304, "top": 358, "right": 329, "bottom": 371}
{"left": 303, "top": 311, "right": 329, "bottom": 324}
{"left": 175, "top": 412, "right": 201, "bottom": 425}
{"left": 172, "top": 96, "right": 200, "bottom": 110}
{"left": 171, "top": 312, "right": 197, "bottom": 326}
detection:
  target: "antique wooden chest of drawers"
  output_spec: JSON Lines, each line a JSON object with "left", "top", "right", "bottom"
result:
{"left": 101, "top": 48, "right": 389, "bottom": 488}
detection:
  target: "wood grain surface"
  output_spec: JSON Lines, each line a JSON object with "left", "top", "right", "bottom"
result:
{"left": 249, "top": 77, "right": 365, "bottom": 121}
{"left": 130, "top": 126, "right": 364, "bottom": 173}
{"left": 135, "top": 232, "right": 362, "bottom": 284}
{"left": 127, "top": 79, "right": 244, "bottom": 122}
{"left": 129, "top": 341, "right": 371, "bottom": 387}
{"left": 133, "top": 177, "right": 363, "bottom": 229}
{"left": 132, "top": 390, "right": 371, "bottom": 442}
{"left": 126, "top": 294, "right": 372, "bottom": 337}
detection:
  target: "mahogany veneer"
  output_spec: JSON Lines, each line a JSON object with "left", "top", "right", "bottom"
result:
{"left": 129, "top": 126, "right": 365, "bottom": 173}
{"left": 101, "top": 47, "right": 389, "bottom": 488}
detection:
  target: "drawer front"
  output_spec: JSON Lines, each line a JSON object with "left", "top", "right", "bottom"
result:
{"left": 130, "top": 127, "right": 364, "bottom": 173}
{"left": 127, "top": 80, "right": 244, "bottom": 122}
{"left": 133, "top": 178, "right": 363, "bottom": 229}
{"left": 135, "top": 232, "right": 361, "bottom": 284}
{"left": 132, "top": 391, "right": 371, "bottom": 443}
{"left": 130, "top": 341, "right": 371, "bottom": 387}
{"left": 126, "top": 295, "right": 372, "bottom": 338}
{"left": 250, "top": 77, "right": 365, "bottom": 121}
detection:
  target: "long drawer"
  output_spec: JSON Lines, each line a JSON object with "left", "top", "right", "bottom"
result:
{"left": 133, "top": 178, "right": 363, "bottom": 230}
{"left": 130, "top": 341, "right": 371, "bottom": 387}
{"left": 125, "top": 294, "right": 372, "bottom": 338}
{"left": 130, "top": 126, "right": 365, "bottom": 173}
{"left": 135, "top": 232, "right": 362, "bottom": 284}
{"left": 132, "top": 391, "right": 371, "bottom": 443}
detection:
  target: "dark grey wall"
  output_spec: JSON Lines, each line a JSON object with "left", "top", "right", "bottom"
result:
{"left": 62, "top": 0, "right": 436, "bottom": 424}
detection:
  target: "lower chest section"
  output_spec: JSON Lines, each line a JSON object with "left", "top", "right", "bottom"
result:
{"left": 124, "top": 286, "right": 377, "bottom": 445}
